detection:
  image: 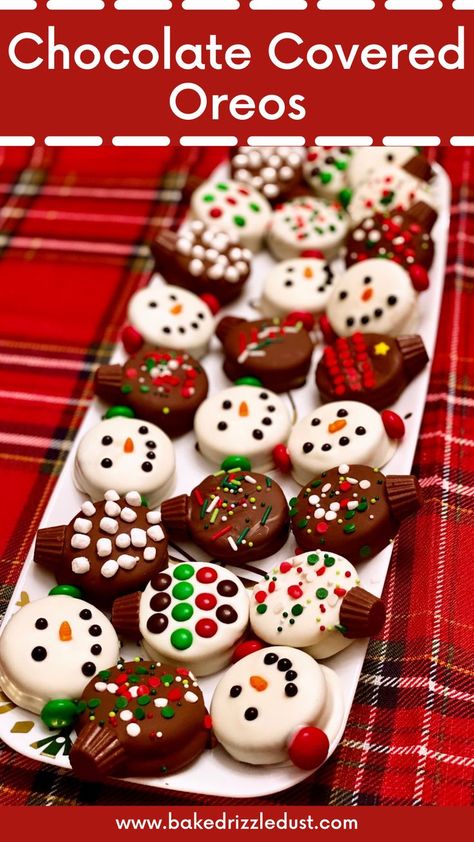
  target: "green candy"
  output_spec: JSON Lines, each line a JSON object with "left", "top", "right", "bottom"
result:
{"left": 307, "top": 554, "right": 319, "bottom": 566}
{"left": 115, "top": 696, "right": 128, "bottom": 710}
{"left": 87, "top": 698, "right": 101, "bottom": 710}
{"left": 48, "top": 585, "right": 82, "bottom": 599}
{"left": 320, "top": 171, "right": 332, "bottom": 185}
{"left": 256, "top": 604, "right": 267, "bottom": 615}
{"left": 170, "top": 628, "right": 193, "bottom": 650}
{"left": 172, "top": 603, "right": 194, "bottom": 622}
{"left": 360, "top": 544, "right": 371, "bottom": 558}
{"left": 220, "top": 455, "right": 252, "bottom": 472}
{"left": 161, "top": 706, "right": 175, "bottom": 719}
{"left": 316, "top": 588, "right": 328, "bottom": 600}
{"left": 344, "top": 523, "right": 356, "bottom": 534}
{"left": 134, "top": 707, "right": 146, "bottom": 720}
{"left": 172, "top": 581, "right": 194, "bottom": 600}
{"left": 41, "top": 699, "right": 79, "bottom": 730}
{"left": 234, "top": 376, "right": 263, "bottom": 388}
{"left": 173, "top": 563, "right": 194, "bottom": 581}
{"left": 324, "top": 556, "right": 336, "bottom": 567}
{"left": 104, "top": 405, "right": 135, "bottom": 419}
{"left": 233, "top": 215, "right": 246, "bottom": 227}
{"left": 291, "top": 604, "right": 303, "bottom": 617}
{"left": 339, "top": 188, "right": 353, "bottom": 209}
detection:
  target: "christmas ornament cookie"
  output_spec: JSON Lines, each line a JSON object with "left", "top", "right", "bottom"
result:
{"left": 216, "top": 314, "right": 314, "bottom": 393}
{"left": 345, "top": 202, "right": 437, "bottom": 271}
{"left": 260, "top": 254, "right": 335, "bottom": 318}
{"left": 74, "top": 414, "right": 175, "bottom": 508}
{"left": 230, "top": 146, "right": 305, "bottom": 203}
{"left": 249, "top": 551, "right": 386, "bottom": 659}
{"left": 151, "top": 221, "right": 252, "bottom": 305}
{"left": 323, "top": 258, "right": 422, "bottom": 339}
{"left": 0, "top": 589, "right": 120, "bottom": 725}
{"left": 94, "top": 348, "right": 209, "bottom": 439}
{"left": 190, "top": 178, "right": 272, "bottom": 252}
{"left": 70, "top": 659, "right": 211, "bottom": 780}
{"left": 34, "top": 492, "right": 168, "bottom": 608}
{"left": 303, "top": 146, "right": 353, "bottom": 200}
{"left": 278, "top": 401, "right": 404, "bottom": 486}
{"left": 316, "top": 332, "right": 429, "bottom": 410}
{"left": 194, "top": 384, "right": 292, "bottom": 472}
{"left": 161, "top": 469, "right": 289, "bottom": 566}
{"left": 289, "top": 465, "right": 423, "bottom": 562}
{"left": 267, "top": 196, "right": 349, "bottom": 261}
{"left": 348, "top": 147, "right": 432, "bottom": 188}
{"left": 347, "top": 165, "right": 435, "bottom": 225}
{"left": 124, "top": 279, "right": 216, "bottom": 360}
{"left": 211, "top": 646, "right": 344, "bottom": 767}
{"left": 112, "top": 562, "right": 249, "bottom": 676}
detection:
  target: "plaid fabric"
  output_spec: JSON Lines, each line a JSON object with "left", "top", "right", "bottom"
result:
{"left": 0, "top": 147, "right": 472, "bottom": 807}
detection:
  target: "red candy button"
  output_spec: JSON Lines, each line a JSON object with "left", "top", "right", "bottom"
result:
{"left": 195, "top": 619, "right": 218, "bottom": 638}
{"left": 254, "top": 591, "right": 267, "bottom": 604}
{"left": 196, "top": 592, "right": 217, "bottom": 611}
{"left": 288, "top": 585, "right": 303, "bottom": 600}
{"left": 196, "top": 566, "right": 218, "bottom": 584}
{"left": 381, "top": 409, "right": 405, "bottom": 440}
{"left": 232, "top": 639, "right": 263, "bottom": 663}
{"left": 288, "top": 727, "right": 329, "bottom": 770}
{"left": 168, "top": 688, "right": 182, "bottom": 702}
{"left": 280, "top": 561, "right": 292, "bottom": 573}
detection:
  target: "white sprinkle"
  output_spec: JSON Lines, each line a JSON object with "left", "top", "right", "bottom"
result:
{"left": 101, "top": 559, "right": 119, "bottom": 578}
{"left": 156, "top": 731, "right": 163, "bottom": 738}
{"left": 146, "top": 510, "right": 161, "bottom": 525}
{"left": 121, "top": 507, "right": 137, "bottom": 523}
{"left": 144, "top": 547, "right": 156, "bottom": 562}
{"left": 71, "top": 557, "right": 90, "bottom": 575}
{"left": 208, "top": 263, "right": 224, "bottom": 280}
{"left": 338, "top": 464, "right": 350, "bottom": 475}
{"left": 177, "top": 237, "right": 191, "bottom": 255}
{"left": 147, "top": 525, "right": 164, "bottom": 543}
{"left": 308, "top": 494, "right": 320, "bottom": 506}
{"left": 94, "top": 682, "right": 107, "bottom": 692}
{"left": 105, "top": 489, "right": 120, "bottom": 502}
{"left": 116, "top": 533, "right": 131, "bottom": 549}
{"left": 228, "top": 536, "right": 238, "bottom": 552}
{"left": 117, "top": 554, "right": 139, "bottom": 570}
{"left": 107, "top": 683, "right": 118, "bottom": 694}
{"left": 184, "top": 691, "right": 198, "bottom": 704}
{"left": 189, "top": 258, "right": 204, "bottom": 276}
{"left": 73, "top": 518, "right": 92, "bottom": 534}
{"left": 105, "top": 500, "right": 121, "bottom": 518}
{"left": 131, "top": 528, "right": 147, "bottom": 547}
{"left": 314, "top": 508, "right": 325, "bottom": 519}
{"left": 360, "top": 480, "right": 371, "bottom": 490}
{"left": 325, "top": 511, "right": 337, "bottom": 522}
{"left": 81, "top": 501, "right": 96, "bottom": 517}
{"left": 347, "top": 477, "right": 359, "bottom": 485}
{"left": 154, "top": 698, "right": 167, "bottom": 708}
{"left": 244, "top": 475, "right": 256, "bottom": 484}
{"left": 322, "top": 483, "right": 331, "bottom": 494}
{"left": 347, "top": 501, "right": 359, "bottom": 511}
{"left": 71, "top": 534, "right": 90, "bottom": 550}
{"left": 329, "top": 502, "right": 340, "bottom": 512}
{"left": 120, "top": 710, "right": 133, "bottom": 722}
{"left": 97, "top": 538, "right": 112, "bottom": 557}
{"left": 100, "top": 517, "right": 119, "bottom": 535}
{"left": 125, "top": 491, "right": 142, "bottom": 507}
{"left": 126, "top": 723, "right": 141, "bottom": 738}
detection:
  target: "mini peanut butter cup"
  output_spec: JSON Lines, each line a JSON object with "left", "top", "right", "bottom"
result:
{"left": 151, "top": 229, "right": 178, "bottom": 263}
{"left": 385, "top": 475, "right": 423, "bottom": 522}
{"left": 160, "top": 494, "right": 190, "bottom": 535}
{"left": 215, "top": 316, "right": 245, "bottom": 344}
{"left": 94, "top": 364, "right": 123, "bottom": 404}
{"left": 397, "top": 335, "right": 429, "bottom": 381}
{"left": 111, "top": 591, "right": 141, "bottom": 639}
{"left": 403, "top": 154, "right": 433, "bottom": 183}
{"left": 340, "top": 586, "right": 386, "bottom": 639}
{"left": 34, "top": 526, "right": 66, "bottom": 573}
{"left": 405, "top": 201, "right": 438, "bottom": 232}
{"left": 70, "top": 722, "right": 127, "bottom": 781}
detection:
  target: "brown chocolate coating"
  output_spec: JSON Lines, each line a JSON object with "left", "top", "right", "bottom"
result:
{"left": 161, "top": 470, "right": 290, "bottom": 565}
{"left": 290, "top": 465, "right": 423, "bottom": 563}
{"left": 230, "top": 147, "right": 306, "bottom": 204}
{"left": 70, "top": 660, "right": 211, "bottom": 780}
{"left": 316, "top": 332, "right": 428, "bottom": 410}
{"left": 216, "top": 316, "right": 314, "bottom": 393}
{"left": 94, "top": 347, "right": 208, "bottom": 438}
{"left": 151, "top": 222, "right": 251, "bottom": 305}
{"left": 345, "top": 203, "right": 436, "bottom": 271}
{"left": 34, "top": 496, "right": 168, "bottom": 608}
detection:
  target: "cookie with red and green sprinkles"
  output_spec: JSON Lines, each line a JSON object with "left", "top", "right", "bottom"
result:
{"left": 289, "top": 464, "right": 423, "bottom": 564}
{"left": 160, "top": 469, "right": 290, "bottom": 565}
{"left": 94, "top": 347, "right": 209, "bottom": 439}
{"left": 190, "top": 178, "right": 272, "bottom": 253}
{"left": 112, "top": 562, "right": 249, "bottom": 677}
{"left": 267, "top": 196, "right": 349, "bottom": 261}
{"left": 303, "top": 146, "right": 353, "bottom": 201}
{"left": 250, "top": 550, "right": 386, "bottom": 660}
{"left": 69, "top": 658, "right": 211, "bottom": 781}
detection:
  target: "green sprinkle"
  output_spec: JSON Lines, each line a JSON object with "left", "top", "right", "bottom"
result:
{"left": 343, "top": 523, "right": 356, "bottom": 534}
{"left": 217, "top": 183, "right": 229, "bottom": 191}
{"left": 324, "top": 556, "right": 336, "bottom": 567}
{"left": 335, "top": 624, "right": 347, "bottom": 634}
{"left": 260, "top": 506, "right": 272, "bottom": 525}
{"left": 233, "top": 215, "right": 246, "bottom": 227}
{"left": 357, "top": 501, "right": 368, "bottom": 512}
{"left": 121, "top": 384, "right": 132, "bottom": 394}
{"left": 98, "top": 670, "right": 111, "bottom": 681}
{"left": 115, "top": 697, "right": 127, "bottom": 710}
{"left": 236, "top": 527, "right": 250, "bottom": 545}
{"left": 161, "top": 706, "right": 175, "bottom": 719}
{"left": 138, "top": 695, "right": 151, "bottom": 706}
{"left": 360, "top": 545, "right": 372, "bottom": 558}
{"left": 316, "top": 588, "right": 328, "bottom": 600}
{"left": 291, "top": 604, "right": 303, "bottom": 616}
{"left": 87, "top": 698, "right": 100, "bottom": 710}
{"left": 256, "top": 604, "right": 267, "bottom": 614}
{"left": 297, "top": 518, "right": 309, "bottom": 529}
{"left": 203, "top": 194, "right": 214, "bottom": 202}
{"left": 161, "top": 674, "right": 174, "bottom": 686}
{"left": 307, "top": 554, "right": 319, "bottom": 566}
{"left": 134, "top": 708, "right": 146, "bottom": 721}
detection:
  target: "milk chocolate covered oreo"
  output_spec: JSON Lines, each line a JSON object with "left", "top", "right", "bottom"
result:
{"left": 231, "top": 146, "right": 306, "bottom": 203}
{"left": 345, "top": 203, "right": 437, "bottom": 271}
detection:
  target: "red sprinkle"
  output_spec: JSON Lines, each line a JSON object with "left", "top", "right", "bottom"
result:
{"left": 203, "top": 715, "right": 213, "bottom": 730}
{"left": 288, "top": 585, "right": 303, "bottom": 599}
{"left": 168, "top": 688, "right": 182, "bottom": 702}
{"left": 334, "top": 587, "right": 347, "bottom": 597}
{"left": 254, "top": 591, "right": 267, "bottom": 604}
{"left": 280, "top": 561, "right": 292, "bottom": 573}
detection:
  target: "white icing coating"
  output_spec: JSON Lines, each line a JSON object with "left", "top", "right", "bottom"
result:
{"left": 260, "top": 257, "right": 335, "bottom": 317}
{"left": 211, "top": 646, "right": 344, "bottom": 765}
{"left": 287, "top": 401, "right": 398, "bottom": 485}
{"left": 73, "top": 416, "right": 175, "bottom": 508}
{"left": 348, "top": 164, "right": 435, "bottom": 225}
{"left": 127, "top": 280, "right": 215, "bottom": 359}
{"left": 190, "top": 178, "right": 272, "bottom": 252}
{"left": 348, "top": 146, "right": 417, "bottom": 187}
{"left": 267, "top": 197, "right": 349, "bottom": 261}
{"left": 326, "top": 258, "right": 418, "bottom": 337}
{"left": 0, "top": 595, "right": 119, "bottom": 715}
{"left": 194, "top": 385, "right": 292, "bottom": 472}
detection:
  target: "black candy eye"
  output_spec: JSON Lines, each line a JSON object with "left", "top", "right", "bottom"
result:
{"left": 278, "top": 658, "right": 292, "bottom": 671}
{"left": 339, "top": 436, "right": 350, "bottom": 446}
{"left": 91, "top": 644, "right": 102, "bottom": 656}
{"left": 264, "top": 653, "right": 279, "bottom": 665}
{"left": 31, "top": 646, "right": 47, "bottom": 661}
{"left": 355, "top": 426, "right": 366, "bottom": 436}
{"left": 259, "top": 392, "right": 269, "bottom": 400}
{"left": 253, "top": 429, "right": 264, "bottom": 440}
{"left": 387, "top": 153, "right": 394, "bottom": 162}
{"left": 101, "top": 436, "right": 113, "bottom": 446}
{"left": 162, "top": 327, "right": 171, "bottom": 334}
{"left": 88, "top": 625, "right": 102, "bottom": 637}
{"left": 146, "top": 451, "right": 156, "bottom": 459}
{"left": 311, "top": 418, "right": 321, "bottom": 427}
{"left": 101, "top": 458, "right": 112, "bottom": 469}
{"left": 80, "top": 609, "right": 92, "bottom": 620}
{"left": 285, "top": 280, "right": 293, "bottom": 287}
{"left": 374, "top": 308, "right": 383, "bottom": 318}
{"left": 303, "top": 442, "right": 314, "bottom": 453}
{"left": 142, "top": 462, "right": 153, "bottom": 472}
{"left": 346, "top": 317, "right": 355, "bottom": 328}
{"left": 285, "top": 684, "right": 298, "bottom": 697}
{"left": 322, "top": 443, "right": 332, "bottom": 451}
{"left": 337, "top": 409, "right": 348, "bottom": 418}
{"left": 230, "top": 685, "right": 242, "bottom": 698}
{"left": 148, "top": 301, "right": 157, "bottom": 308}
{"left": 339, "top": 291, "right": 348, "bottom": 301}
{"left": 35, "top": 618, "right": 48, "bottom": 630}
{"left": 82, "top": 662, "right": 96, "bottom": 677}
{"left": 244, "top": 707, "right": 259, "bottom": 721}
{"left": 387, "top": 296, "right": 398, "bottom": 306}
{"left": 361, "top": 315, "right": 370, "bottom": 325}
{"left": 139, "top": 426, "right": 149, "bottom": 435}
{"left": 363, "top": 276, "right": 372, "bottom": 285}
{"left": 285, "top": 670, "right": 297, "bottom": 681}
{"left": 146, "top": 440, "right": 156, "bottom": 449}
{"left": 218, "top": 422, "right": 228, "bottom": 431}
{"left": 191, "top": 322, "right": 199, "bottom": 329}
{"left": 169, "top": 294, "right": 177, "bottom": 301}
{"left": 178, "top": 327, "right": 186, "bottom": 334}
{"left": 198, "top": 313, "right": 205, "bottom": 320}
{"left": 267, "top": 405, "right": 275, "bottom": 413}
{"left": 262, "top": 417, "right": 272, "bottom": 426}
{"left": 222, "top": 400, "right": 232, "bottom": 410}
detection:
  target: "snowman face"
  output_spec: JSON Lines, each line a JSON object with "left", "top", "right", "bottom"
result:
{"left": 128, "top": 282, "right": 214, "bottom": 357}
{"left": 262, "top": 257, "right": 334, "bottom": 316}
{"left": 75, "top": 417, "right": 175, "bottom": 507}
{"left": 0, "top": 595, "right": 119, "bottom": 714}
{"left": 288, "top": 401, "right": 397, "bottom": 485}
{"left": 326, "top": 259, "right": 417, "bottom": 337}
{"left": 348, "top": 146, "right": 416, "bottom": 187}
{"left": 194, "top": 385, "right": 292, "bottom": 472}
{"left": 210, "top": 646, "right": 328, "bottom": 765}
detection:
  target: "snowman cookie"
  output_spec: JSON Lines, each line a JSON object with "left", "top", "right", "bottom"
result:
{"left": 323, "top": 258, "right": 423, "bottom": 339}
{"left": 230, "top": 147, "right": 305, "bottom": 203}
{"left": 267, "top": 197, "right": 349, "bottom": 261}
{"left": 289, "top": 465, "right": 423, "bottom": 562}
{"left": 277, "top": 401, "right": 404, "bottom": 486}
{"left": 70, "top": 660, "right": 211, "bottom": 780}
{"left": 112, "top": 562, "right": 249, "bottom": 676}
{"left": 194, "top": 384, "right": 292, "bottom": 472}
{"left": 190, "top": 178, "right": 272, "bottom": 252}
{"left": 124, "top": 279, "right": 216, "bottom": 360}
{"left": 0, "top": 589, "right": 120, "bottom": 725}
{"left": 250, "top": 551, "right": 386, "bottom": 660}
{"left": 211, "top": 646, "right": 344, "bottom": 768}
{"left": 74, "top": 414, "right": 175, "bottom": 508}
{"left": 151, "top": 221, "right": 252, "bottom": 305}
{"left": 260, "top": 254, "right": 335, "bottom": 318}
{"left": 348, "top": 147, "right": 432, "bottom": 188}
{"left": 345, "top": 202, "right": 437, "bottom": 272}
{"left": 34, "top": 491, "right": 168, "bottom": 608}
{"left": 348, "top": 165, "right": 435, "bottom": 226}
{"left": 303, "top": 147, "right": 353, "bottom": 200}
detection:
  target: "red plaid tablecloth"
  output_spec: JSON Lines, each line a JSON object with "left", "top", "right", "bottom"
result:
{"left": 0, "top": 146, "right": 472, "bottom": 807}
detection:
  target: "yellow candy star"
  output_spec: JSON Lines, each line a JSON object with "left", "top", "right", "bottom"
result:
{"left": 374, "top": 341, "right": 390, "bottom": 356}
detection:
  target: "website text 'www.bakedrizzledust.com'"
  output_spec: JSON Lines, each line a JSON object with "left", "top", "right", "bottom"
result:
{"left": 114, "top": 812, "right": 358, "bottom": 832}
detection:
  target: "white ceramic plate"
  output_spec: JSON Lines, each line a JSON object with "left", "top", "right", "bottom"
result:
{"left": 0, "top": 163, "right": 450, "bottom": 798}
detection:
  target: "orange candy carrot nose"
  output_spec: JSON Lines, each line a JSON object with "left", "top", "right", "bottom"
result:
{"left": 304, "top": 266, "right": 314, "bottom": 279}
{"left": 328, "top": 419, "right": 347, "bottom": 434}
{"left": 239, "top": 401, "right": 249, "bottom": 417}
{"left": 250, "top": 676, "right": 268, "bottom": 692}
{"left": 124, "top": 437, "right": 134, "bottom": 453}
{"left": 59, "top": 621, "right": 72, "bottom": 642}
{"left": 361, "top": 287, "right": 373, "bottom": 302}
{"left": 170, "top": 304, "right": 183, "bottom": 315}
